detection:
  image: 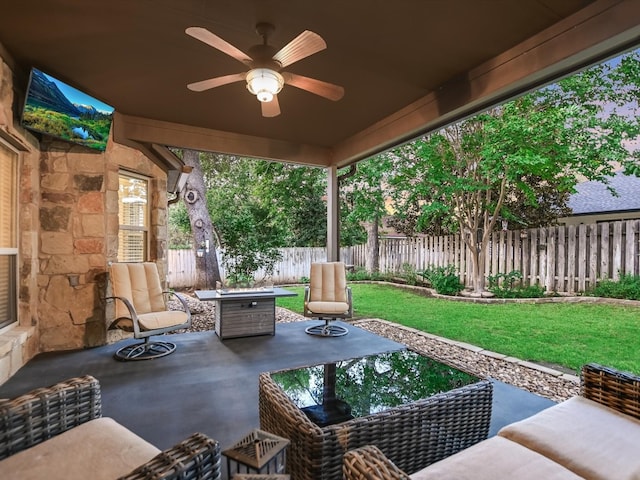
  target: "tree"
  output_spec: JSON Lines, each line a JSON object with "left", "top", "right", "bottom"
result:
{"left": 202, "top": 153, "right": 285, "bottom": 285}
{"left": 180, "top": 149, "right": 221, "bottom": 289}
{"left": 340, "top": 156, "right": 391, "bottom": 272}
{"left": 389, "top": 51, "right": 640, "bottom": 294}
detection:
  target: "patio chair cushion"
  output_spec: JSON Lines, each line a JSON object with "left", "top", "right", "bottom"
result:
{"left": 410, "top": 437, "right": 582, "bottom": 480}
{"left": 137, "top": 310, "right": 190, "bottom": 330}
{"left": 111, "top": 262, "right": 166, "bottom": 319}
{"left": 306, "top": 300, "right": 351, "bottom": 315}
{"left": 309, "top": 262, "right": 348, "bottom": 302}
{"left": 113, "top": 310, "right": 189, "bottom": 332}
{"left": 499, "top": 396, "right": 640, "bottom": 480}
{"left": 0, "top": 417, "right": 160, "bottom": 480}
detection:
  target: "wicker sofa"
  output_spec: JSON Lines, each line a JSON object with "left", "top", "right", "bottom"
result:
{"left": 258, "top": 371, "right": 492, "bottom": 480}
{"left": 0, "top": 375, "right": 221, "bottom": 480}
{"left": 343, "top": 363, "right": 640, "bottom": 480}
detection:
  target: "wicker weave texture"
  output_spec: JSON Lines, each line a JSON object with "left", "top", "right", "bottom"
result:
{"left": 118, "top": 432, "right": 221, "bottom": 480}
{"left": 259, "top": 372, "right": 492, "bottom": 480}
{"left": 0, "top": 375, "right": 101, "bottom": 459}
{"left": 343, "top": 445, "right": 411, "bottom": 480}
{"left": 581, "top": 363, "right": 640, "bottom": 420}
{"left": 232, "top": 476, "right": 290, "bottom": 480}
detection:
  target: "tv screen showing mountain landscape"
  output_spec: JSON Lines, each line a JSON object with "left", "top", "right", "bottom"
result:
{"left": 22, "top": 68, "right": 114, "bottom": 151}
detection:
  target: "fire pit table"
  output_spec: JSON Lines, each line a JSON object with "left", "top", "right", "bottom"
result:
{"left": 195, "top": 287, "right": 297, "bottom": 340}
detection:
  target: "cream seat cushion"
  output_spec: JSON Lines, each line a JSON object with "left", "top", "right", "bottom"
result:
{"left": 0, "top": 417, "right": 161, "bottom": 480}
{"left": 306, "top": 301, "right": 350, "bottom": 315}
{"left": 499, "top": 396, "right": 640, "bottom": 480}
{"left": 138, "top": 310, "right": 189, "bottom": 330}
{"left": 410, "top": 436, "right": 583, "bottom": 480}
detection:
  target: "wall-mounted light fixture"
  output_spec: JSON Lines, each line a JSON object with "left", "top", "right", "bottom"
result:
{"left": 176, "top": 166, "right": 193, "bottom": 193}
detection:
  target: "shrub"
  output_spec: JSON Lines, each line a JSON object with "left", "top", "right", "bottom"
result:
{"left": 587, "top": 274, "right": 640, "bottom": 300}
{"left": 346, "top": 268, "right": 390, "bottom": 282}
{"left": 420, "top": 265, "right": 464, "bottom": 296}
{"left": 488, "top": 271, "right": 546, "bottom": 298}
{"left": 399, "top": 263, "right": 419, "bottom": 286}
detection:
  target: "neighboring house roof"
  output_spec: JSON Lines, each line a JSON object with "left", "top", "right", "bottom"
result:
{"left": 569, "top": 172, "right": 640, "bottom": 215}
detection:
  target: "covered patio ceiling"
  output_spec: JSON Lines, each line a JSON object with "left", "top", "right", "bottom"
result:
{"left": 1, "top": 1, "right": 639, "bottom": 176}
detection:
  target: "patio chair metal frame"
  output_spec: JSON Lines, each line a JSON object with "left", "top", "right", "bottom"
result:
{"left": 107, "top": 262, "right": 191, "bottom": 361}
{"left": 303, "top": 262, "right": 353, "bottom": 337}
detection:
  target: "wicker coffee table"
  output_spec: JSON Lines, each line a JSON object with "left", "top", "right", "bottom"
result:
{"left": 259, "top": 349, "right": 493, "bottom": 480}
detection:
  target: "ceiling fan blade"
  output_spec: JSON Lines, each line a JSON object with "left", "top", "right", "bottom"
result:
{"left": 283, "top": 73, "right": 344, "bottom": 101}
{"left": 272, "top": 30, "right": 326, "bottom": 68}
{"left": 187, "top": 72, "right": 246, "bottom": 92}
{"left": 261, "top": 95, "right": 281, "bottom": 117}
{"left": 186, "top": 27, "right": 253, "bottom": 66}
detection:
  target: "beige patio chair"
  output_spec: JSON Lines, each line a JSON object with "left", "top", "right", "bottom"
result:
{"left": 107, "top": 262, "right": 191, "bottom": 361}
{"left": 303, "top": 261, "right": 353, "bottom": 337}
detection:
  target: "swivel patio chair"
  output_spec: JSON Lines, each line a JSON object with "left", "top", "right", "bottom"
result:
{"left": 303, "top": 261, "right": 353, "bottom": 337}
{"left": 107, "top": 262, "right": 191, "bottom": 361}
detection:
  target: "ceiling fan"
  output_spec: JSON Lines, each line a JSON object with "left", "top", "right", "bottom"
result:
{"left": 185, "top": 22, "right": 344, "bottom": 117}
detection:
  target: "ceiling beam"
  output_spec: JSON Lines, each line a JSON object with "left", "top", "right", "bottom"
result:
{"left": 112, "top": 112, "right": 332, "bottom": 167}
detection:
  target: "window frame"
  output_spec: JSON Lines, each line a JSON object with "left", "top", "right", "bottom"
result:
{"left": 0, "top": 138, "right": 18, "bottom": 330}
{"left": 118, "top": 170, "right": 150, "bottom": 263}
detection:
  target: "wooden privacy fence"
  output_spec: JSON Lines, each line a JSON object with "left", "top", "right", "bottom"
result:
{"left": 167, "top": 219, "right": 640, "bottom": 293}
{"left": 350, "top": 219, "right": 640, "bottom": 293}
{"left": 167, "top": 246, "right": 353, "bottom": 288}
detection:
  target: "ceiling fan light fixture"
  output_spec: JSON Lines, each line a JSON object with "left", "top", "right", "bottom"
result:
{"left": 246, "top": 68, "right": 284, "bottom": 102}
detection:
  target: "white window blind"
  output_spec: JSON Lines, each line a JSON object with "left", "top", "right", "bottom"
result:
{"left": 0, "top": 143, "right": 16, "bottom": 249}
{"left": 0, "top": 141, "right": 17, "bottom": 328}
{"left": 118, "top": 172, "right": 148, "bottom": 262}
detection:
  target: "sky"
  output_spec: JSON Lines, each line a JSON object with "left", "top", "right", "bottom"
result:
{"left": 38, "top": 69, "right": 114, "bottom": 114}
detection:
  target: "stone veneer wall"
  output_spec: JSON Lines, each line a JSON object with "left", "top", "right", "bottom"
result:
{"left": 0, "top": 44, "right": 169, "bottom": 379}
{"left": 37, "top": 138, "right": 167, "bottom": 351}
{"left": 0, "top": 50, "right": 40, "bottom": 381}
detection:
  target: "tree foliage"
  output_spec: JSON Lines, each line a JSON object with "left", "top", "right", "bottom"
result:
{"left": 254, "top": 161, "right": 328, "bottom": 247}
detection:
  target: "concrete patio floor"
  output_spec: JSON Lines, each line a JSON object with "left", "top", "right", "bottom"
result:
{"left": 0, "top": 320, "right": 554, "bottom": 478}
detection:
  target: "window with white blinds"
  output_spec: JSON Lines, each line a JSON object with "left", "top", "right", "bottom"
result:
{"left": 0, "top": 141, "right": 17, "bottom": 329}
{"left": 118, "top": 172, "right": 148, "bottom": 262}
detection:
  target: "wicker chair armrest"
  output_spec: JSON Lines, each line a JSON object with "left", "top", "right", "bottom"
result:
{"left": 344, "top": 445, "right": 411, "bottom": 480}
{"left": 232, "top": 476, "right": 290, "bottom": 480}
{"left": 118, "top": 432, "right": 221, "bottom": 480}
{"left": 0, "top": 375, "right": 101, "bottom": 460}
{"left": 581, "top": 363, "right": 640, "bottom": 420}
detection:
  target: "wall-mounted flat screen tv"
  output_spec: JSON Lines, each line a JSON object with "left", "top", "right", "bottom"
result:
{"left": 21, "top": 68, "right": 114, "bottom": 151}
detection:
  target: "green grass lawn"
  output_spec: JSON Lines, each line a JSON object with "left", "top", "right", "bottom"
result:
{"left": 276, "top": 283, "right": 640, "bottom": 375}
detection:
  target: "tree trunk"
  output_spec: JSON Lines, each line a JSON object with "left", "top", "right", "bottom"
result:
{"left": 464, "top": 229, "right": 486, "bottom": 294}
{"left": 182, "top": 150, "right": 221, "bottom": 289}
{"left": 472, "top": 248, "right": 486, "bottom": 293}
{"left": 364, "top": 217, "right": 379, "bottom": 273}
